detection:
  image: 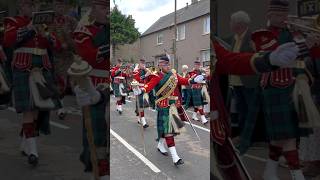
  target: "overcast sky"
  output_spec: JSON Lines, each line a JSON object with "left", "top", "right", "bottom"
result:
{"left": 111, "top": 0, "right": 191, "bottom": 33}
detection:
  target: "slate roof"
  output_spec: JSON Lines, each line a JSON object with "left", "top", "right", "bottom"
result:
{"left": 141, "top": 0, "right": 209, "bottom": 37}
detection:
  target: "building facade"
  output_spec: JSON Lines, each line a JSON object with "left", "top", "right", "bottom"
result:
{"left": 139, "top": 0, "right": 210, "bottom": 72}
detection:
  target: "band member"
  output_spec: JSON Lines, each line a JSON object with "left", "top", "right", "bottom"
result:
{"left": 133, "top": 56, "right": 205, "bottom": 166}
{"left": 188, "top": 59, "right": 208, "bottom": 124}
{"left": 73, "top": 0, "right": 109, "bottom": 179}
{"left": 242, "top": 1, "right": 320, "bottom": 179}
{"left": 3, "top": 0, "right": 62, "bottom": 166}
{"left": 133, "top": 58, "right": 150, "bottom": 128}
{"left": 111, "top": 58, "right": 127, "bottom": 114}
{"left": 50, "top": 0, "right": 78, "bottom": 119}
{"left": 180, "top": 64, "right": 189, "bottom": 105}
{"left": 211, "top": 38, "right": 299, "bottom": 180}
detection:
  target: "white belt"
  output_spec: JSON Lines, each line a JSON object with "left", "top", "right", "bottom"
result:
{"left": 15, "top": 47, "right": 48, "bottom": 56}
{"left": 89, "top": 69, "right": 109, "bottom": 78}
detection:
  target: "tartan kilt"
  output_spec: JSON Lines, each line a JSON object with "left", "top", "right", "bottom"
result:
{"left": 12, "top": 57, "right": 61, "bottom": 113}
{"left": 184, "top": 89, "right": 192, "bottom": 109}
{"left": 262, "top": 85, "right": 311, "bottom": 141}
{"left": 112, "top": 83, "right": 121, "bottom": 97}
{"left": 81, "top": 92, "right": 108, "bottom": 167}
{"left": 238, "top": 87, "right": 263, "bottom": 154}
{"left": 190, "top": 88, "right": 204, "bottom": 107}
{"left": 156, "top": 106, "right": 179, "bottom": 139}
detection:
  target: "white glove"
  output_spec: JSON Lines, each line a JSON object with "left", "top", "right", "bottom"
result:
{"left": 74, "top": 86, "right": 91, "bottom": 106}
{"left": 194, "top": 75, "right": 205, "bottom": 83}
{"left": 269, "top": 42, "right": 299, "bottom": 68}
{"left": 133, "top": 87, "right": 142, "bottom": 96}
{"left": 86, "top": 80, "right": 101, "bottom": 104}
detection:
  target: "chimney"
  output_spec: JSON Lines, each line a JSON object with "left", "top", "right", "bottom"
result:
{"left": 191, "top": 0, "right": 198, "bottom": 4}
{"left": 186, "top": 3, "right": 188, "bottom": 8}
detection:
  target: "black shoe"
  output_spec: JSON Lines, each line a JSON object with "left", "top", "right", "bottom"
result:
{"left": 28, "top": 154, "right": 38, "bottom": 166}
{"left": 157, "top": 148, "right": 168, "bottom": 156}
{"left": 58, "top": 113, "right": 66, "bottom": 120}
{"left": 118, "top": 111, "right": 122, "bottom": 115}
{"left": 21, "top": 151, "right": 28, "bottom": 156}
{"left": 79, "top": 154, "right": 92, "bottom": 172}
{"left": 143, "top": 124, "right": 149, "bottom": 128}
{"left": 174, "top": 159, "right": 184, "bottom": 166}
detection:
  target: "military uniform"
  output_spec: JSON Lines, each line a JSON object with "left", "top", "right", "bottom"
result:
{"left": 73, "top": 1, "right": 109, "bottom": 177}
{"left": 137, "top": 56, "right": 202, "bottom": 166}
{"left": 187, "top": 61, "right": 208, "bottom": 124}
{"left": 110, "top": 62, "right": 128, "bottom": 113}
{"left": 210, "top": 39, "right": 289, "bottom": 180}
{"left": 3, "top": 4, "right": 62, "bottom": 165}
{"left": 133, "top": 59, "right": 150, "bottom": 128}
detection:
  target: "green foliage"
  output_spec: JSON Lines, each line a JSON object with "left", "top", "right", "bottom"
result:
{"left": 110, "top": 6, "right": 140, "bottom": 46}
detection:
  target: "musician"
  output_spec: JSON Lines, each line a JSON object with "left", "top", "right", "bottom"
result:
{"left": 188, "top": 59, "right": 208, "bottom": 124}
{"left": 110, "top": 58, "right": 128, "bottom": 114}
{"left": 211, "top": 38, "right": 299, "bottom": 180}
{"left": 50, "top": 0, "right": 78, "bottom": 120}
{"left": 180, "top": 65, "right": 190, "bottom": 106}
{"left": 73, "top": 0, "right": 109, "bottom": 179}
{"left": 133, "top": 58, "right": 150, "bottom": 128}
{"left": 133, "top": 56, "right": 205, "bottom": 166}
{"left": 3, "top": 0, "right": 62, "bottom": 166}
{"left": 238, "top": 1, "right": 320, "bottom": 179}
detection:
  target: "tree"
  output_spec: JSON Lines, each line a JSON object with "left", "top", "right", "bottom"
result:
{"left": 110, "top": 6, "right": 140, "bottom": 62}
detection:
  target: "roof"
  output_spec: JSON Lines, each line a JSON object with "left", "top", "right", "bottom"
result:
{"left": 141, "top": 0, "right": 209, "bottom": 37}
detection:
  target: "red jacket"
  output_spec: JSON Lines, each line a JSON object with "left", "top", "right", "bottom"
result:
{"left": 211, "top": 41, "right": 259, "bottom": 145}
{"left": 74, "top": 24, "right": 108, "bottom": 86}
{"left": 4, "top": 16, "right": 61, "bottom": 71}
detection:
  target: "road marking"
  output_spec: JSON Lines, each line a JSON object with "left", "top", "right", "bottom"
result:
{"left": 243, "top": 154, "right": 267, "bottom": 162}
{"left": 110, "top": 129, "right": 161, "bottom": 173}
{"left": 185, "top": 122, "right": 210, "bottom": 132}
{"left": 126, "top": 100, "right": 132, "bottom": 103}
{"left": 50, "top": 121, "right": 70, "bottom": 129}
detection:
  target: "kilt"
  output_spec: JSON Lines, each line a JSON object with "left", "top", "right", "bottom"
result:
{"left": 238, "top": 87, "right": 263, "bottom": 154}
{"left": 184, "top": 89, "right": 192, "bottom": 109}
{"left": 12, "top": 56, "right": 61, "bottom": 113}
{"left": 156, "top": 103, "right": 179, "bottom": 139}
{"left": 262, "top": 85, "right": 311, "bottom": 141}
{"left": 190, "top": 88, "right": 204, "bottom": 107}
{"left": 81, "top": 92, "right": 108, "bottom": 168}
{"left": 112, "top": 83, "right": 121, "bottom": 97}
{"left": 138, "top": 93, "right": 145, "bottom": 108}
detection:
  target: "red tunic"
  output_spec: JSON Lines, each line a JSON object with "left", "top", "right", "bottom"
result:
{"left": 142, "top": 71, "right": 189, "bottom": 108}
{"left": 110, "top": 66, "right": 127, "bottom": 84}
{"left": 211, "top": 41, "right": 258, "bottom": 145}
{"left": 3, "top": 16, "right": 61, "bottom": 71}
{"left": 73, "top": 24, "right": 108, "bottom": 87}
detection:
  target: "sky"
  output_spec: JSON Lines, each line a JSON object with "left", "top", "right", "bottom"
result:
{"left": 111, "top": 0, "right": 191, "bottom": 33}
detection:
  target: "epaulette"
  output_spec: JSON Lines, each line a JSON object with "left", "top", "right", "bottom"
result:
{"left": 74, "top": 24, "right": 93, "bottom": 36}
{"left": 3, "top": 16, "right": 20, "bottom": 32}
{"left": 73, "top": 24, "right": 92, "bottom": 44}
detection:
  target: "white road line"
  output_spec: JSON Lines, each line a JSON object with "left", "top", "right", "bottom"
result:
{"left": 185, "top": 122, "right": 210, "bottom": 132}
{"left": 110, "top": 129, "right": 161, "bottom": 173}
{"left": 126, "top": 100, "right": 132, "bottom": 103}
{"left": 50, "top": 121, "right": 70, "bottom": 129}
{"left": 243, "top": 154, "right": 267, "bottom": 162}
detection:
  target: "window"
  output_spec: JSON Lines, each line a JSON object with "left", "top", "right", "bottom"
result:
{"left": 176, "top": 24, "right": 185, "bottom": 41}
{"left": 201, "top": 49, "right": 210, "bottom": 62}
{"left": 157, "top": 34, "right": 163, "bottom": 45}
{"left": 203, "top": 16, "right": 210, "bottom": 34}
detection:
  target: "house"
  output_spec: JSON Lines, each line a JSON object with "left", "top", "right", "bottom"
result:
{"left": 139, "top": 0, "right": 210, "bottom": 72}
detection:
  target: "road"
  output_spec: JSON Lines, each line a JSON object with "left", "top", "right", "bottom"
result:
{"left": 110, "top": 95, "right": 210, "bottom": 180}
{"left": 0, "top": 96, "right": 93, "bottom": 180}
